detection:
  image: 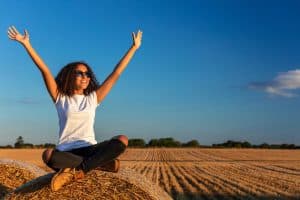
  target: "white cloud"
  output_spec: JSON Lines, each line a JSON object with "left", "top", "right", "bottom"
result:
{"left": 249, "top": 69, "right": 300, "bottom": 98}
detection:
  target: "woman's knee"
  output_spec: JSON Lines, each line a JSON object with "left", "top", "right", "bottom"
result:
{"left": 112, "top": 135, "right": 128, "bottom": 146}
{"left": 42, "top": 148, "right": 54, "bottom": 164}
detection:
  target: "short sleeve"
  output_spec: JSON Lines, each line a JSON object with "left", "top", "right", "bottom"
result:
{"left": 91, "top": 91, "right": 100, "bottom": 107}
{"left": 55, "top": 93, "right": 61, "bottom": 105}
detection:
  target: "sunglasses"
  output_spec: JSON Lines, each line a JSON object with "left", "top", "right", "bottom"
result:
{"left": 75, "top": 70, "right": 92, "bottom": 78}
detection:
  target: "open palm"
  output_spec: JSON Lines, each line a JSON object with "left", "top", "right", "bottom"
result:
{"left": 8, "top": 26, "right": 29, "bottom": 44}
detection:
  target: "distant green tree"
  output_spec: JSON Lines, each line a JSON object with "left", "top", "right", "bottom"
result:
{"left": 225, "top": 140, "right": 235, "bottom": 147}
{"left": 147, "top": 137, "right": 181, "bottom": 147}
{"left": 270, "top": 144, "right": 281, "bottom": 149}
{"left": 14, "top": 136, "right": 24, "bottom": 148}
{"left": 212, "top": 143, "right": 221, "bottom": 148}
{"left": 158, "top": 137, "right": 181, "bottom": 147}
{"left": 148, "top": 139, "right": 160, "bottom": 147}
{"left": 182, "top": 140, "right": 200, "bottom": 147}
{"left": 33, "top": 143, "right": 56, "bottom": 149}
{"left": 212, "top": 140, "right": 251, "bottom": 148}
{"left": 128, "top": 139, "right": 146, "bottom": 147}
{"left": 234, "top": 143, "right": 242, "bottom": 148}
{"left": 34, "top": 144, "right": 44, "bottom": 149}
{"left": 260, "top": 143, "right": 270, "bottom": 149}
{"left": 43, "top": 143, "right": 56, "bottom": 148}
{"left": 242, "top": 141, "right": 252, "bottom": 148}
{"left": 22, "top": 143, "right": 34, "bottom": 148}
{"left": 280, "top": 144, "right": 296, "bottom": 149}
{"left": 0, "top": 145, "right": 13, "bottom": 149}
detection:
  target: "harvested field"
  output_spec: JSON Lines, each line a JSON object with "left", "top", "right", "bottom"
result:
{"left": 119, "top": 148, "right": 300, "bottom": 199}
{"left": 0, "top": 148, "right": 300, "bottom": 199}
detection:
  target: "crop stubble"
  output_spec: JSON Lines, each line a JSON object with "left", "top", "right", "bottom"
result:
{"left": 120, "top": 148, "right": 300, "bottom": 199}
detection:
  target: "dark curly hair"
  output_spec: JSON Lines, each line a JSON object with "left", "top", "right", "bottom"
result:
{"left": 55, "top": 61, "right": 100, "bottom": 96}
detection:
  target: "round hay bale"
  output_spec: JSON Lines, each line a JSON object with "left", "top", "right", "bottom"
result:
{"left": 0, "top": 159, "right": 47, "bottom": 199}
{"left": 7, "top": 168, "right": 172, "bottom": 200}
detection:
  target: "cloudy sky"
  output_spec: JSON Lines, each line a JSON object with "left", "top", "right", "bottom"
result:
{"left": 0, "top": 0, "right": 300, "bottom": 146}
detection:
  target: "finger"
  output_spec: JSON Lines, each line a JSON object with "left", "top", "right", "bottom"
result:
{"left": 12, "top": 26, "right": 20, "bottom": 34}
{"left": 9, "top": 27, "right": 17, "bottom": 35}
{"left": 24, "top": 29, "right": 29, "bottom": 37}
{"left": 11, "top": 26, "right": 19, "bottom": 34}
{"left": 7, "top": 32, "right": 15, "bottom": 38}
{"left": 7, "top": 29, "right": 15, "bottom": 36}
{"left": 132, "top": 32, "right": 136, "bottom": 40}
{"left": 7, "top": 30, "right": 16, "bottom": 39}
{"left": 138, "top": 30, "right": 143, "bottom": 38}
{"left": 8, "top": 27, "right": 15, "bottom": 34}
{"left": 8, "top": 35, "right": 15, "bottom": 40}
{"left": 8, "top": 26, "right": 14, "bottom": 33}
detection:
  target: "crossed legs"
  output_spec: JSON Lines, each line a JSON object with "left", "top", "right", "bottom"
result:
{"left": 42, "top": 135, "right": 128, "bottom": 172}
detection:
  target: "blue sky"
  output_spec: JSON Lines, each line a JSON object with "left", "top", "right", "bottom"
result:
{"left": 0, "top": 0, "right": 300, "bottom": 146}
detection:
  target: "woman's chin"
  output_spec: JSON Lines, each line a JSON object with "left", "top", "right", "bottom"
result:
{"left": 79, "top": 85, "right": 89, "bottom": 90}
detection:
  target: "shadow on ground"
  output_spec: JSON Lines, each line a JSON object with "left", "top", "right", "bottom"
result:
{"left": 0, "top": 184, "right": 12, "bottom": 199}
{"left": 13, "top": 173, "right": 54, "bottom": 195}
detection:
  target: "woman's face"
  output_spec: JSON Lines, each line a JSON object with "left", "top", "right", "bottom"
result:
{"left": 74, "top": 64, "right": 91, "bottom": 91}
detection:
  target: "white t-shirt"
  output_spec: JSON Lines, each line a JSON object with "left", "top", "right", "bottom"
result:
{"left": 55, "top": 91, "right": 99, "bottom": 151}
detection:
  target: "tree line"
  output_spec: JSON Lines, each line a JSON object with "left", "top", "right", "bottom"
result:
{"left": 0, "top": 136, "right": 56, "bottom": 149}
{"left": 0, "top": 136, "right": 299, "bottom": 149}
{"left": 212, "top": 140, "right": 300, "bottom": 149}
{"left": 0, "top": 136, "right": 200, "bottom": 148}
{"left": 129, "top": 138, "right": 299, "bottom": 149}
{"left": 129, "top": 138, "right": 200, "bottom": 147}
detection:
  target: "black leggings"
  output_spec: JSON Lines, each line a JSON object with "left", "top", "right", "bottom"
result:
{"left": 46, "top": 139, "right": 126, "bottom": 173}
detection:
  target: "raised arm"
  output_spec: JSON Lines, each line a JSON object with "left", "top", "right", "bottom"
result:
{"left": 7, "top": 26, "right": 58, "bottom": 102}
{"left": 96, "top": 30, "right": 143, "bottom": 104}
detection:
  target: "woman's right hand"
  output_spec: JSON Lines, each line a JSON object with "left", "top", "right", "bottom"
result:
{"left": 8, "top": 26, "right": 30, "bottom": 45}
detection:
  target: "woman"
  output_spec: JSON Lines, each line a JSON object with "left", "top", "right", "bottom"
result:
{"left": 7, "top": 26, "right": 142, "bottom": 191}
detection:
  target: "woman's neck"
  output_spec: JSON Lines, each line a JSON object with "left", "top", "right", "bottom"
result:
{"left": 73, "top": 90, "right": 84, "bottom": 95}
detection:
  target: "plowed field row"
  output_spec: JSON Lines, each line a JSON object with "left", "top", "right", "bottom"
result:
{"left": 121, "top": 148, "right": 300, "bottom": 199}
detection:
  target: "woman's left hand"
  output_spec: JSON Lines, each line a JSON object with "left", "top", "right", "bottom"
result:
{"left": 132, "top": 30, "right": 142, "bottom": 49}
